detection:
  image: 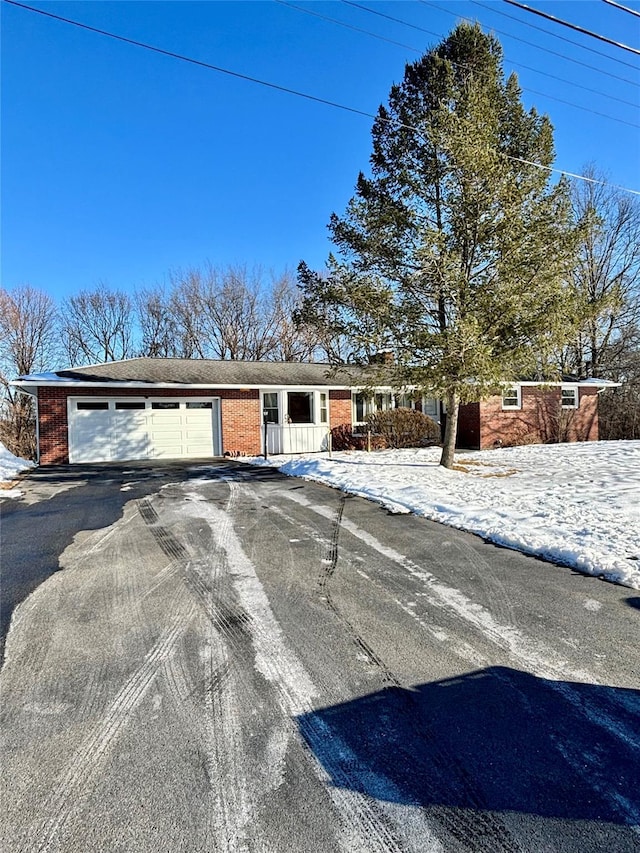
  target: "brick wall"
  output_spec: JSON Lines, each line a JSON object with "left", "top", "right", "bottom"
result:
{"left": 479, "top": 387, "right": 599, "bottom": 450}
{"left": 329, "top": 390, "right": 352, "bottom": 428}
{"left": 37, "top": 386, "right": 263, "bottom": 464}
{"left": 220, "top": 391, "right": 261, "bottom": 456}
{"left": 38, "top": 388, "right": 70, "bottom": 464}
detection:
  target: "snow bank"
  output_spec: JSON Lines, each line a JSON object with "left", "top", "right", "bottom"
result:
{"left": 245, "top": 441, "right": 640, "bottom": 590}
{"left": 0, "top": 443, "right": 34, "bottom": 498}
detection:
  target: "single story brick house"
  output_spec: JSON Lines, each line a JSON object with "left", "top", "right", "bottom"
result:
{"left": 456, "top": 379, "right": 618, "bottom": 450}
{"left": 13, "top": 358, "right": 617, "bottom": 464}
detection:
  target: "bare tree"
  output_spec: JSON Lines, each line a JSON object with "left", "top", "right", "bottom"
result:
{"left": 136, "top": 285, "right": 200, "bottom": 358}
{"left": 559, "top": 167, "right": 640, "bottom": 439}
{"left": 563, "top": 167, "right": 640, "bottom": 378}
{"left": 0, "top": 285, "right": 60, "bottom": 459}
{"left": 62, "top": 284, "right": 135, "bottom": 364}
{"left": 268, "top": 272, "right": 324, "bottom": 362}
{"left": 164, "top": 264, "right": 323, "bottom": 362}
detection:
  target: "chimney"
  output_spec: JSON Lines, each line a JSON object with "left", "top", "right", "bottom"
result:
{"left": 369, "top": 349, "right": 394, "bottom": 365}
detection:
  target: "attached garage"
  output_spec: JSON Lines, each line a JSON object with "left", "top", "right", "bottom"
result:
{"left": 67, "top": 397, "right": 222, "bottom": 463}
{"left": 13, "top": 357, "right": 369, "bottom": 464}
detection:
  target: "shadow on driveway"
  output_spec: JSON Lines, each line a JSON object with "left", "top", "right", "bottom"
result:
{"left": 297, "top": 667, "right": 639, "bottom": 828}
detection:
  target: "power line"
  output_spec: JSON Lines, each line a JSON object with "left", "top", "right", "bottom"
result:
{"left": 283, "top": 0, "right": 638, "bottom": 110}
{"left": 418, "top": 1, "right": 639, "bottom": 108}
{"left": 503, "top": 0, "right": 640, "bottom": 56}
{"left": 275, "top": 0, "right": 420, "bottom": 54}
{"left": 470, "top": 0, "right": 640, "bottom": 73}
{"left": 4, "top": 0, "right": 639, "bottom": 196}
{"left": 338, "top": 0, "right": 640, "bottom": 125}
{"left": 2, "top": 0, "right": 380, "bottom": 121}
{"left": 435, "top": 0, "right": 640, "bottom": 86}
{"left": 602, "top": 0, "right": 640, "bottom": 19}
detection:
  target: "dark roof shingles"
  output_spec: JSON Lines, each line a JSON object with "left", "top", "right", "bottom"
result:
{"left": 55, "top": 358, "right": 367, "bottom": 387}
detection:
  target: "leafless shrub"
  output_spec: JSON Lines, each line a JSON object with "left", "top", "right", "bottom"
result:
{"left": 365, "top": 408, "right": 441, "bottom": 449}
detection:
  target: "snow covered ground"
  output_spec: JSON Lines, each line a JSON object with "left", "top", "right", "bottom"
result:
{"left": 0, "top": 443, "right": 34, "bottom": 498}
{"left": 246, "top": 441, "right": 640, "bottom": 591}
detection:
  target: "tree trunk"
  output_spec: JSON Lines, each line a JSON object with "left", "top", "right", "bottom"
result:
{"left": 439, "top": 389, "right": 460, "bottom": 469}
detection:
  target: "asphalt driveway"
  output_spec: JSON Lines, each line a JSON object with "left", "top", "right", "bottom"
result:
{"left": 1, "top": 461, "right": 638, "bottom": 852}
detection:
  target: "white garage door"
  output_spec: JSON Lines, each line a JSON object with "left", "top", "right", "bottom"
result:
{"left": 68, "top": 398, "right": 222, "bottom": 463}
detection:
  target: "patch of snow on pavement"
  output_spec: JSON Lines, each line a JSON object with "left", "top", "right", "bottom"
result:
{"left": 244, "top": 441, "right": 640, "bottom": 590}
{"left": 0, "top": 442, "right": 34, "bottom": 498}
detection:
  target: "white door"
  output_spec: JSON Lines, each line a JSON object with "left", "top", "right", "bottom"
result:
{"left": 68, "top": 398, "right": 221, "bottom": 463}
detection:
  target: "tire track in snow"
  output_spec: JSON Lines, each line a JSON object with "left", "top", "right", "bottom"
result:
{"left": 31, "top": 600, "right": 195, "bottom": 853}
{"left": 283, "top": 488, "right": 640, "bottom": 832}
{"left": 141, "top": 483, "right": 261, "bottom": 851}
{"left": 182, "top": 476, "right": 444, "bottom": 853}
{"left": 312, "top": 492, "right": 524, "bottom": 853}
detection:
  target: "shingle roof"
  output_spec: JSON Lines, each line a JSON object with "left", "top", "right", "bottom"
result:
{"left": 42, "top": 357, "right": 371, "bottom": 387}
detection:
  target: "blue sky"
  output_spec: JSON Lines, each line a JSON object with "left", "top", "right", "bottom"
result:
{"left": 2, "top": 0, "right": 639, "bottom": 302}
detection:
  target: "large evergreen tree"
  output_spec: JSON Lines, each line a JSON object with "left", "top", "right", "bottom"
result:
{"left": 298, "top": 23, "right": 579, "bottom": 467}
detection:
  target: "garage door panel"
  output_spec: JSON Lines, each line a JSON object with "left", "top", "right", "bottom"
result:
{"left": 68, "top": 398, "right": 221, "bottom": 462}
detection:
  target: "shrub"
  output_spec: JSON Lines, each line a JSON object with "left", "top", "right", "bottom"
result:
{"left": 364, "top": 408, "right": 441, "bottom": 449}
{"left": 329, "top": 424, "right": 367, "bottom": 451}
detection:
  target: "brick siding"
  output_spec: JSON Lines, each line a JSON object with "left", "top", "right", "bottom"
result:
{"left": 478, "top": 386, "right": 598, "bottom": 450}
{"left": 329, "top": 390, "right": 353, "bottom": 429}
{"left": 37, "top": 386, "right": 263, "bottom": 464}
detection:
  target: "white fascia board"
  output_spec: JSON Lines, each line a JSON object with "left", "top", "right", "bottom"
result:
{"left": 351, "top": 385, "right": 408, "bottom": 392}
{"left": 516, "top": 380, "right": 621, "bottom": 388}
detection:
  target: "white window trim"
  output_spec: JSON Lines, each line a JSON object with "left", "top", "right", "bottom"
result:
{"left": 501, "top": 386, "right": 522, "bottom": 410}
{"left": 261, "top": 389, "right": 330, "bottom": 426}
{"left": 352, "top": 391, "right": 393, "bottom": 425}
{"left": 561, "top": 386, "right": 579, "bottom": 409}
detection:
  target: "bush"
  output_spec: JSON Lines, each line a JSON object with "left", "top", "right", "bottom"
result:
{"left": 329, "top": 424, "right": 366, "bottom": 451}
{"left": 364, "top": 408, "right": 441, "bottom": 449}
{"left": 329, "top": 424, "right": 385, "bottom": 451}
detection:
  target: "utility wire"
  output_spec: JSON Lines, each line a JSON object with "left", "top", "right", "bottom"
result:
{"left": 503, "top": 0, "right": 640, "bottom": 56}
{"left": 602, "top": 0, "right": 640, "bottom": 19}
{"left": 4, "top": 0, "right": 639, "bottom": 196}
{"left": 338, "top": 0, "right": 640, "bottom": 124}
{"left": 471, "top": 0, "right": 640, "bottom": 72}
{"left": 2, "top": 0, "right": 380, "bottom": 121}
{"left": 275, "top": 0, "right": 420, "bottom": 53}
{"left": 432, "top": 0, "right": 639, "bottom": 86}
{"left": 418, "top": 1, "right": 638, "bottom": 108}
{"left": 283, "top": 0, "right": 638, "bottom": 128}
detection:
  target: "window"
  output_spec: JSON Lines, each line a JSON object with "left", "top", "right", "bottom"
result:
{"left": 502, "top": 387, "right": 521, "bottom": 410}
{"left": 319, "top": 392, "right": 328, "bottom": 424}
{"left": 186, "top": 401, "right": 212, "bottom": 409}
{"left": 422, "top": 397, "right": 439, "bottom": 417}
{"left": 352, "top": 392, "right": 392, "bottom": 423}
{"left": 561, "top": 386, "right": 578, "bottom": 408}
{"left": 395, "top": 394, "right": 413, "bottom": 409}
{"left": 353, "top": 392, "right": 367, "bottom": 423}
{"left": 374, "top": 393, "right": 392, "bottom": 412}
{"left": 287, "top": 391, "right": 313, "bottom": 424}
{"left": 115, "top": 401, "right": 145, "bottom": 410}
{"left": 76, "top": 401, "right": 109, "bottom": 410}
{"left": 262, "top": 392, "right": 279, "bottom": 424}
{"left": 152, "top": 401, "right": 179, "bottom": 410}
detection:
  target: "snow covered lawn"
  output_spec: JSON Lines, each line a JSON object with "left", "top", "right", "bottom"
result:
{"left": 246, "top": 441, "right": 640, "bottom": 590}
{"left": 0, "top": 443, "right": 34, "bottom": 498}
